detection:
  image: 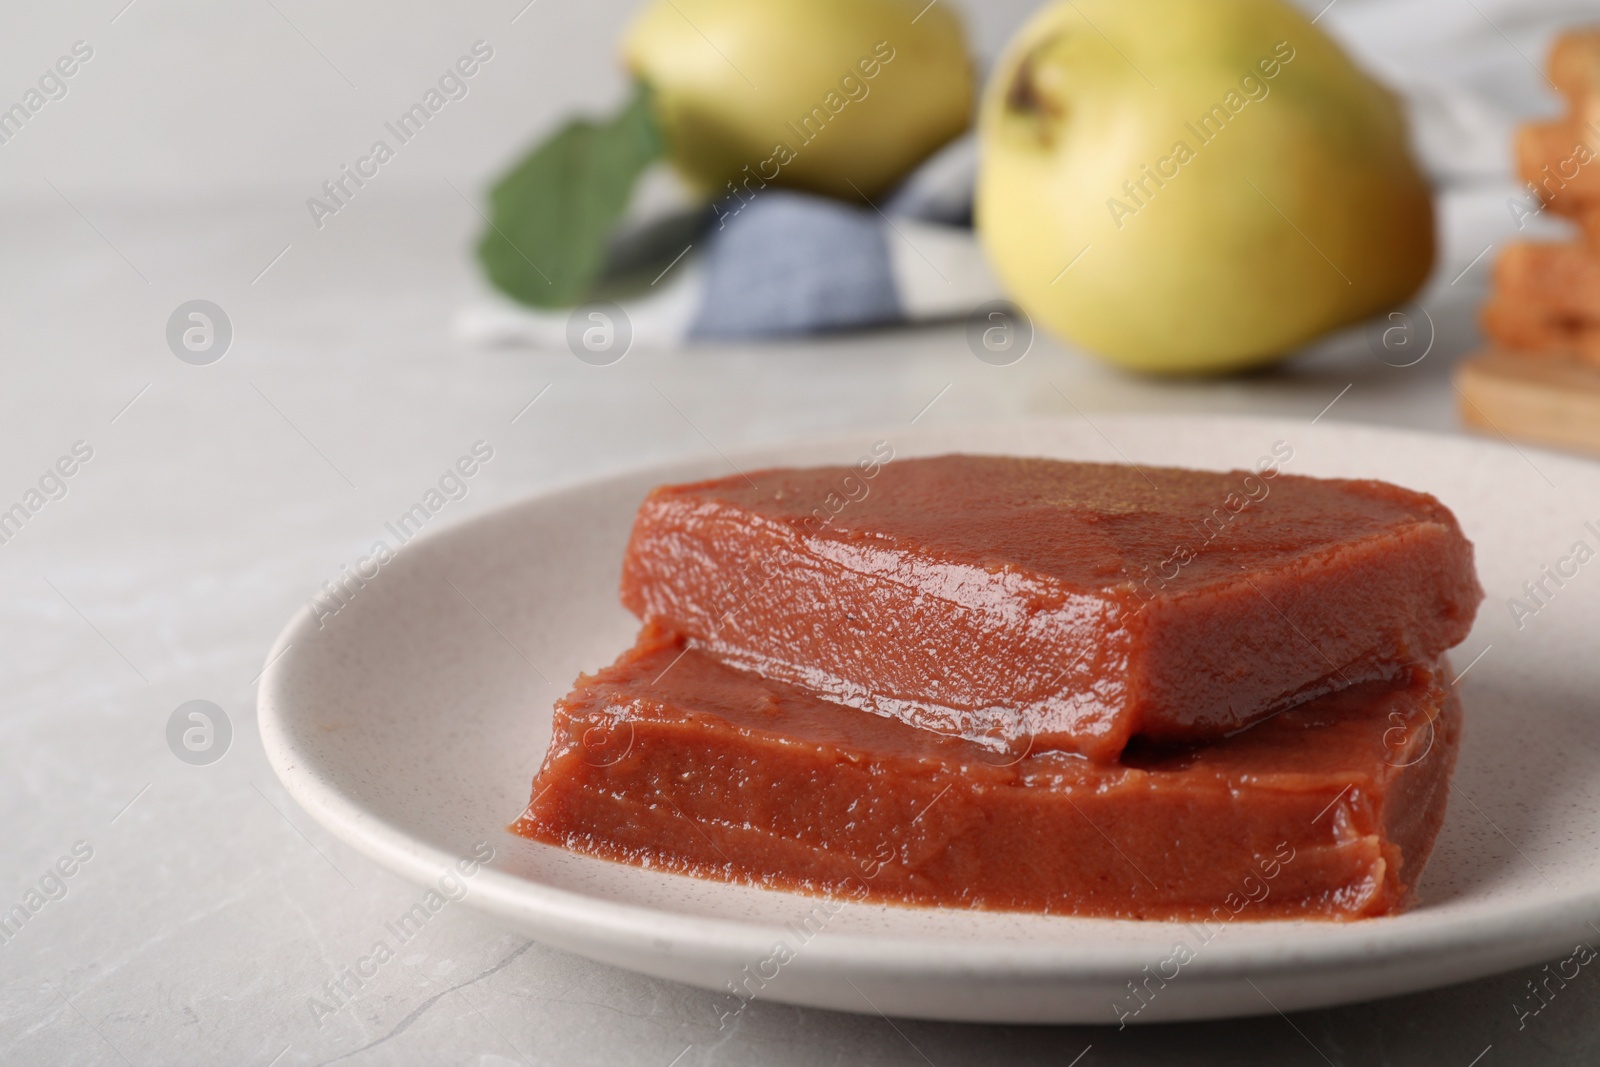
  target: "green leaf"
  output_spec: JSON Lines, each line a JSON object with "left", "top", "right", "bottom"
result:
{"left": 477, "top": 83, "right": 665, "bottom": 308}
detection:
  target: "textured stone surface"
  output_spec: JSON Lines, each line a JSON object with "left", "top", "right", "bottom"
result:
{"left": 1, "top": 0, "right": 1595, "bottom": 1062}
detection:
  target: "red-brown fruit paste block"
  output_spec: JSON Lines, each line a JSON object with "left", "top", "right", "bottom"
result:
{"left": 515, "top": 631, "right": 1460, "bottom": 920}
{"left": 618, "top": 453, "right": 1483, "bottom": 760}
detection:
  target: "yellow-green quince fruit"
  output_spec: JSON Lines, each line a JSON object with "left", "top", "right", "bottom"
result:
{"left": 623, "top": 0, "right": 974, "bottom": 201}
{"left": 977, "top": 0, "right": 1435, "bottom": 374}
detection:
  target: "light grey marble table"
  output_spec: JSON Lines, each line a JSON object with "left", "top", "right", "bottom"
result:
{"left": 3, "top": 0, "right": 1597, "bottom": 1064}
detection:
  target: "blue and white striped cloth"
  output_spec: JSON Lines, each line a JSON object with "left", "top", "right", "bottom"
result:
{"left": 457, "top": 135, "right": 1006, "bottom": 350}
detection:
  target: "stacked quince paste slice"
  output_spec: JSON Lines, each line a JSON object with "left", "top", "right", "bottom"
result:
{"left": 1482, "top": 30, "right": 1600, "bottom": 361}
{"left": 515, "top": 453, "right": 1483, "bottom": 920}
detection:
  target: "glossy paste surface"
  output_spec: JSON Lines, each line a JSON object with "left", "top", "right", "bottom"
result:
{"left": 619, "top": 455, "right": 1482, "bottom": 759}
{"left": 516, "top": 630, "right": 1460, "bottom": 920}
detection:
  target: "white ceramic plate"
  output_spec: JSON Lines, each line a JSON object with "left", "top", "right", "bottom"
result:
{"left": 258, "top": 415, "right": 1600, "bottom": 1025}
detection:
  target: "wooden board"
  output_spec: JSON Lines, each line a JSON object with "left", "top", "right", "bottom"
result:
{"left": 1455, "top": 348, "right": 1600, "bottom": 454}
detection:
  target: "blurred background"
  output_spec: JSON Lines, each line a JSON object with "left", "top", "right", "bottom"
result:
{"left": 3, "top": 0, "right": 1599, "bottom": 1063}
